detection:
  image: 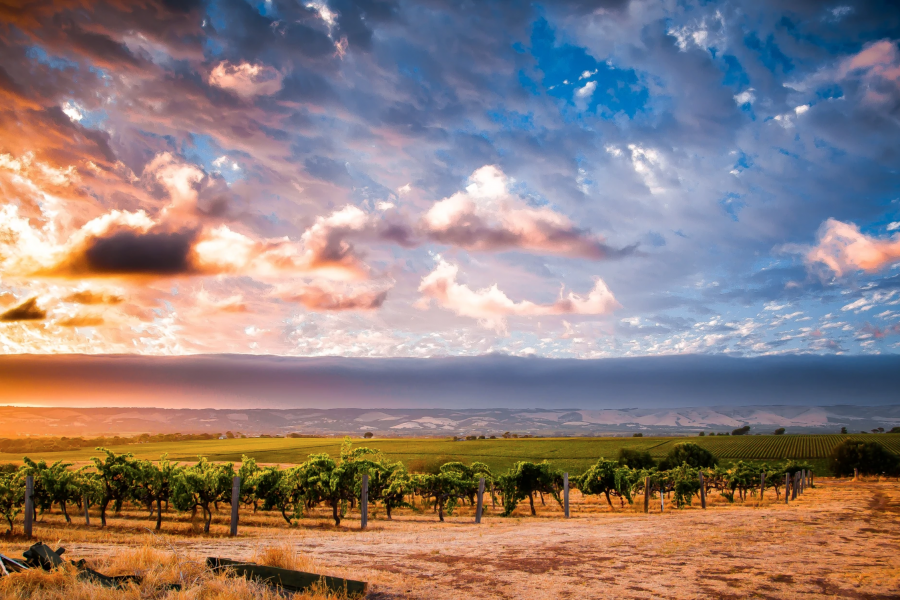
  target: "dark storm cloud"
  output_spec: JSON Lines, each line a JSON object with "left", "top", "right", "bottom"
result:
{"left": 0, "top": 298, "right": 46, "bottom": 322}
{"left": 1, "top": 354, "right": 898, "bottom": 408}
{"left": 50, "top": 229, "right": 200, "bottom": 277}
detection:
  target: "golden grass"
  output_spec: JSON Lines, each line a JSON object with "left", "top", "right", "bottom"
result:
{"left": 0, "top": 543, "right": 352, "bottom": 600}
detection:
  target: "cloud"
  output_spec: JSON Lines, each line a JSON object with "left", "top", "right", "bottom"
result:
{"left": 64, "top": 290, "right": 124, "bottom": 305}
{"left": 574, "top": 80, "right": 597, "bottom": 110}
{"left": 0, "top": 298, "right": 46, "bottom": 322}
{"left": 422, "top": 166, "right": 628, "bottom": 259}
{"left": 803, "top": 218, "right": 900, "bottom": 277}
{"left": 837, "top": 39, "right": 900, "bottom": 105}
{"left": 57, "top": 314, "right": 105, "bottom": 327}
{"left": 733, "top": 89, "right": 755, "bottom": 105}
{"left": 209, "top": 61, "right": 284, "bottom": 98}
{"left": 283, "top": 282, "right": 389, "bottom": 311}
{"left": 417, "top": 258, "right": 619, "bottom": 330}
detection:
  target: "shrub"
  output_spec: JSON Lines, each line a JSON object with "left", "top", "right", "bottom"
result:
{"left": 617, "top": 448, "right": 655, "bottom": 469}
{"left": 632, "top": 433, "right": 643, "bottom": 437}
{"left": 829, "top": 440, "right": 899, "bottom": 477}
{"left": 659, "top": 442, "right": 717, "bottom": 470}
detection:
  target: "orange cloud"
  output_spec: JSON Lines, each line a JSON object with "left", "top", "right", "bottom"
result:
{"left": 0, "top": 298, "right": 46, "bottom": 322}
{"left": 422, "top": 165, "right": 626, "bottom": 259}
{"left": 417, "top": 258, "right": 619, "bottom": 331}
{"left": 805, "top": 218, "right": 900, "bottom": 277}
{"left": 63, "top": 290, "right": 124, "bottom": 305}
{"left": 284, "top": 282, "right": 389, "bottom": 311}
{"left": 57, "top": 314, "right": 105, "bottom": 327}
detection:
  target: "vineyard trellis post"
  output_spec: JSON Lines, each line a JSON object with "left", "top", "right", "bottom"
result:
{"left": 644, "top": 477, "right": 650, "bottom": 513}
{"left": 83, "top": 494, "right": 90, "bottom": 526}
{"left": 475, "top": 477, "right": 485, "bottom": 523}
{"left": 660, "top": 486, "right": 664, "bottom": 513}
{"left": 699, "top": 472, "right": 706, "bottom": 509}
{"left": 563, "top": 473, "right": 569, "bottom": 519}
{"left": 784, "top": 473, "right": 789, "bottom": 504}
{"left": 24, "top": 475, "right": 34, "bottom": 538}
{"left": 792, "top": 472, "right": 798, "bottom": 500}
{"left": 759, "top": 472, "right": 765, "bottom": 505}
{"left": 230, "top": 476, "right": 241, "bottom": 537}
{"left": 854, "top": 467, "right": 858, "bottom": 481}
{"left": 361, "top": 474, "right": 368, "bottom": 530}
{"left": 809, "top": 471, "right": 814, "bottom": 488}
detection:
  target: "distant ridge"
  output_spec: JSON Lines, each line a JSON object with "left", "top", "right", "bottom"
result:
{"left": 1, "top": 405, "right": 897, "bottom": 438}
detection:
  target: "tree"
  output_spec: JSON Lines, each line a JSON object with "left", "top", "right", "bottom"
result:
{"left": 172, "top": 457, "right": 234, "bottom": 533}
{"left": 364, "top": 432, "right": 374, "bottom": 439}
{"left": 0, "top": 472, "right": 23, "bottom": 533}
{"left": 829, "top": 440, "right": 899, "bottom": 477}
{"left": 132, "top": 456, "right": 178, "bottom": 530}
{"left": 237, "top": 455, "right": 260, "bottom": 511}
{"left": 732, "top": 425, "right": 751, "bottom": 436}
{"left": 666, "top": 462, "right": 701, "bottom": 507}
{"left": 416, "top": 470, "right": 469, "bottom": 522}
{"left": 841, "top": 427, "right": 848, "bottom": 434}
{"left": 698, "top": 432, "right": 705, "bottom": 437}
{"left": 632, "top": 433, "right": 643, "bottom": 437}
{"left": 497, "top": 461, "right": 561, "bottom": 517}
{"left": 576, "top": 459, "right": 634, "bottom": 508}
{"left": 21, "top": 458, "right": 80, "bottom": 523}
{"left": 890, "top": 427, "right": 900, "bottom": 434}
{"left": 380, "top": 464, "right": 415, "bottom": 520}
{"left": 90, "top": 449, "right": 137, "bottom": 527}
{"left": 617, "top": 448, "right": 655, "bottom": 469}
{"left": 253, "top": 465, "right": 296, "bottom": 524}
{"left": 774, "top": 428, "right": 785, "bottom": 435}
{"left": 658, "top": 443, "right": 717, "bottom": 471}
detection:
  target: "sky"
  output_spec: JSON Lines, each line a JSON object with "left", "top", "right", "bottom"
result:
{"left": 1, "top": 0, "right": 900, "bottom": 360}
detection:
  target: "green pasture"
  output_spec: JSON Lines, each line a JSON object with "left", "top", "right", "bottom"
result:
{"left": 2, "top": 433, "right": 898, "bottom": 475}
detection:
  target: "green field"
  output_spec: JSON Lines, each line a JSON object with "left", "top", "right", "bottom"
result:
{"left": 2, "top": 433, "right": 898, "bottom": 475}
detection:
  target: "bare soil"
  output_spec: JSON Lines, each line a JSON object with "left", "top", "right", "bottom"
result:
{"left": 3, "top": 478, "right": 899, "bottom": 599}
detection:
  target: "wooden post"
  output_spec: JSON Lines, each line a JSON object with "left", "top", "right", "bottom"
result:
{"left": 563, "top": 473, "right": 570, "bottom": 519}
{"left": 809, "top": 471, "right": 813, "bottom": 488}
{"left": 699, "top": 472, "right": 706, "bottom": 509}
{"left": 360, "top": 473, "right": 368, "bottom": 530}
{"left": 660, "top": 487, "right": 664, "bottom": 513}
{"left": 475, "top": 477, "right": 485, "bottom": 524}
{"left": 760, "top": 472, "right": 766, "bottom": 504}
{"left": 644, "top": 477, "right": 650, "bottom": 513}
{"left": 792, "top": 472, "right": 798, "bottom": 500}
{"left": 83, "top": 494, "right": 90, "bottom": 526}
{"left": 854, "top": 467, "right": 858, "bottom": 481}
{"left": 784, "top": 473, "right": 789, "bottom": 504}
{"left": 230, "top": 476, "right": 241, "bottom": 537}
{"left": 24, "top": 475, "right": 33, "bottom": 538}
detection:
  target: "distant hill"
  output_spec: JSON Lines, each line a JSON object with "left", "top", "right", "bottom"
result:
{"left": 1, "top": 405, "right": 898, "bottom": 438}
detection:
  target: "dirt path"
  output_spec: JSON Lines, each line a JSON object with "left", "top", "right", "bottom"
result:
{"left": 7, "top": 479, "right": 900, "bottom": 599}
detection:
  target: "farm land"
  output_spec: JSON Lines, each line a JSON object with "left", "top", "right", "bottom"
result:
{"left": 1, "top": 477, "right": 899, "bottom": 599}
{"left": 1, "top": 434, "right": 899, "bottom": 599}
{"left": 3, "top": 433, "right": 899, "bottom": 474}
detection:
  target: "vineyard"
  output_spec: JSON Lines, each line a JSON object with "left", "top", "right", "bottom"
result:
{"left": 652, "top": 434, "right": 900, "bottom": 460}
{"left": 1, "top": 434, "right": 898, "bottom": 475}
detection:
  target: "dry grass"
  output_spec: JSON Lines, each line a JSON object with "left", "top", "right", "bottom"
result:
{"left": 0, "top": 545, "right": 349, "bottom": 600}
